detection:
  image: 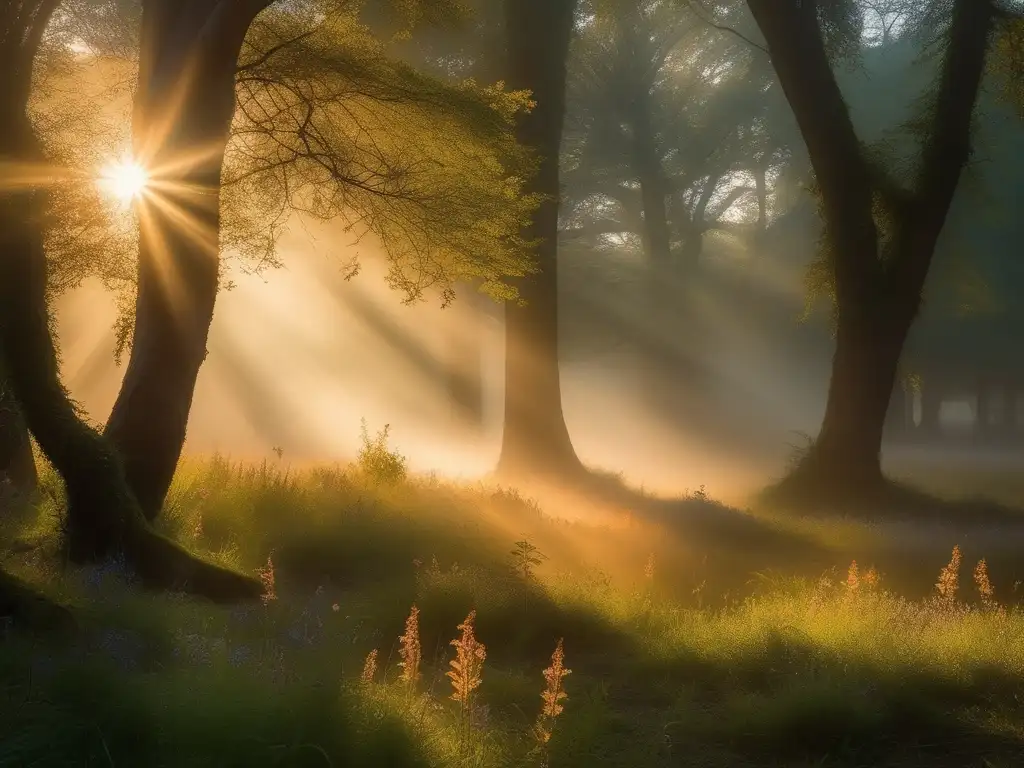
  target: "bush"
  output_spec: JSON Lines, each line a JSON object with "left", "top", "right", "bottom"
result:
{"left": 356, "top": 420, "right": 408, "bottom": 486}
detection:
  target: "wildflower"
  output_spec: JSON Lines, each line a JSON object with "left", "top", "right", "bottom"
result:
{"left": 845, "top": 560, "right": 860, "bottom": 593}
{"left": 863, "top": 566, "right": 881, "bottom": 590}
{"left": 361, "top": 649, "right": 378, "bottom": 683}
{"left": 257, "top": 554, "right": 277, "bottom": 604}
{"left": 535, "top": 638, "right": 572, "bottom": 747}
{"left": 644, "top": 553, "right": 656, "bottom": 581}
{"left": 935, "top": 545, "right": 962, "bottom": 606}
{"left": 398, "top": 605, "right": 422, "bottom": 685}
{"left": 448, "top": 610, "right": 486, "bottom": 706}
{"left": 974, "top": 558, "right": 996, "bottom": 610}
{"left": 332, "top": 603, "right": 340, "bottom": 613}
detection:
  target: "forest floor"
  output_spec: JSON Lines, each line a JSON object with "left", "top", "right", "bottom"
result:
{"left": 3, "top": 440, "right": 1024, "bottom": 767}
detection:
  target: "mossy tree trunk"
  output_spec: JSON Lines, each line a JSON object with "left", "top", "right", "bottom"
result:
{"left": 748, "top": 0, "right": 994, "bottom": 503}
{"left": 0, "top": 365, "right": 36, "bottom": 495}
{"left": 104, "top": 0, "right": 271, "bottom": 520}
{"left": 496, "top": 0, "right": 585, "bottom": 479}
{"left": 0, "top": 1, "right": 261, "bottom": 602}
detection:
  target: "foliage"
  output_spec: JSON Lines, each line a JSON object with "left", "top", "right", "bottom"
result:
{"left": 29, "top": 0, "right": 542, "bottom": 360}
{"left": 362, "top": 647, "right": 380, "bottom": 682}
{"left": 993, "top": 12, "right": 1024, "bottom": 117}
{"left": 562, "top": 0, "right": 790, "bottom": 263}
{"left": 511, "top": 538, "right": 547, "bottom": 582}
{"left": 229, "top": 2, "right": 541, "bottom": 306}
{"left": 356, "top": 419, "right": 408, "bottom": 485}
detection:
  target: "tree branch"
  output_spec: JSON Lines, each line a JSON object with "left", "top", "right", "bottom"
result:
{"left": 559, "top": 217, "right": 632, "bottom": 240}
{"left": 687, "top": 0, "right": 768, "bottom": 54}
{"left": 237, "top": 30, "right": 315, "bottom": 73}
{"left": 892, "top": 0, "right": 995, "bottom": 293}
{"left": 706, "top": 184, "right": 754, "bottom": 223}
{"left": 746, "top": 0, "right": 880, "bottom": 302}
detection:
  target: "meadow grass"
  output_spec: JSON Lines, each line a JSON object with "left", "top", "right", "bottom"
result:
{"left": 3, "top": 444, "right": 1024, "bottom": 766}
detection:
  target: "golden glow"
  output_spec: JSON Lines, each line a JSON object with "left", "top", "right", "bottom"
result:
{"left": 99, "top": 157, "right": 149, "bottom": 203}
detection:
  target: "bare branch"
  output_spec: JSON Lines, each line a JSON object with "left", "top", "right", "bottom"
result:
{"left": 686, "top": 0, "right": 768, "bottom": 54}
{"left": 237, "top": 29, "right": 315, "bottom": 73}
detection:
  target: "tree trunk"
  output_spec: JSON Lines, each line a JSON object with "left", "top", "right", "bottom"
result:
{"left": 792, "top": 309, "right": 909, "bottom": 495}
{"left": 496, "top": 0, "right": 584, "bottom": 479}
{"left": 975, "top": 377, "right": 991, "bottom": 438}
{"left": 104, "top": 1, "right": 263, "bottom": 519}
{"left": 919, "top": 377, "right": 942, "bottom": 437}
{"left": 748, "top": 0, "right": 993, "bottom": 507}
{"left": 883, "top": 377, "right": 910, "bottom": 440}
{"left": 0, "top": 369, "right": 36, "bottom": 495}
{"left": 631, "top": 102, "right": 672, "bottom": 267}
{"left": 1010, "top": 384, "right": 1022, "bottom": 435}
{"left": 0, "top": 3, "right": 261, "bottom": 601}
{"left": 447, "top": 284, "right": 485, "bottom": 429}
{"left": 677, "top": 227, "right": 704, "bottom": 271}
{"left": 754, "top": 164, "right": 768, "bottom": 248}
{"left": 996, "top": 381, "right": 1018, "bottom": 438}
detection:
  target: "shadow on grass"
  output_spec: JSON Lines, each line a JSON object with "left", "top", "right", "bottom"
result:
{"left": 758, "top": 470, "right": 1024, "bottom": 527}
{"left": 0, "top": 643, "right": 431, "bottom": 767}
{"left": 635, "top": 633, "right": 1024, "bottom": 768}
{"left": 9, "top": 458, "right": 1024, "bottom": 766}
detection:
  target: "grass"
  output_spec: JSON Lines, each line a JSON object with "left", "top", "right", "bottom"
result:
{"left": 4, "top": 440, "right": 1024, "bottom": 766}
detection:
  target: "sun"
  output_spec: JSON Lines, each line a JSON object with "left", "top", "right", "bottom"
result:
{"left": 99, "top": 158, "right": 149, "bottom": 203}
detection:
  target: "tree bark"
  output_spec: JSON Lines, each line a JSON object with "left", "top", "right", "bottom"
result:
{"left": 883, "top": 376, "right": 910, "bottom": 440}
{"left": 0, "top": 368, "right": 36, "bottom": 495}
{"left": 799, "top": 310, "right": 909, "bottom": 492}
{"left": 104, "top": 0, "right": 268, "bottom": 519}
{"left": 630, "top": 99, "right": 672, "bottom": 267}
{"left": 496, "top": 0, "right": 584, "bottom": 479}
{"left": 0, "top": 2, "right": 261, "bottom": 601}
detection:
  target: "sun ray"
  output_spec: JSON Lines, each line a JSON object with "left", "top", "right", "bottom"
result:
{"left": 99, "top": 157, "right": 150, "bottom": 203}
{"left": 0, "top": 160, "right": 77, "bottom": 191}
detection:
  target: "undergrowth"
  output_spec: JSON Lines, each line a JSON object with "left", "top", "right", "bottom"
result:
{"left": 3, "top": 450, "right": 1024, "bottom": 767}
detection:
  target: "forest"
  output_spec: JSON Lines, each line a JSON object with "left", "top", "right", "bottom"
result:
{"left": 2, "top": 0, "right": 1024, "bottom": 765}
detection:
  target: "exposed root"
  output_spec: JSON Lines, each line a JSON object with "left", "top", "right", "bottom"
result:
{"left": 0, "top": 568, "right": 75, "bottom": 635}
{"left": 127, "top": 528, "right": 263, "bottom": 603}
{"left": 760, "top": 451, "right": 889, "bottom": 516}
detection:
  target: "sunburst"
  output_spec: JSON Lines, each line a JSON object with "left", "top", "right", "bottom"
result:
{"left": 99, "top": 157, "right": 150, "bottom": 203}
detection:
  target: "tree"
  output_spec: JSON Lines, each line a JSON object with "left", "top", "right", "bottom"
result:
{"left": 560, "top": 0, "right": 795, "bottom": 409}
{"left": 745, "top": 0, "right": 997, "bottom": 503}
{"left": 496, "top": 0, "right": 586, "bottom": 479}
{"left": 97, "top": 0, "right": 536, "bottom": 517}
{"left": 101, "top": 0, "right": 274, "bottom": 519}
{"left": 860, "top": 0, "right": 919, "bottom": 46}
{"left": 0, "top": 0, "right": 261, "bottom": 601}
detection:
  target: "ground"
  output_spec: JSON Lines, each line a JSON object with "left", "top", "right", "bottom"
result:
{"left": 3, "top": 446, "right": 1024, "bottom": 767}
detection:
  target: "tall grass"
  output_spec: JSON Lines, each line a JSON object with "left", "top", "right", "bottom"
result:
{"left": 3, "top": 452, "right": 1024, "bottom": 766}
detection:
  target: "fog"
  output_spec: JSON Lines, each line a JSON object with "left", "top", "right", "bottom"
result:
{"left": 56, "top": 219, "right": 1024, "bottom": 509}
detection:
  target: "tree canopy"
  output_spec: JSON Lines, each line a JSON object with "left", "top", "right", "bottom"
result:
{"left": 31, "top": 0, "right": 543, "bottom": 360}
